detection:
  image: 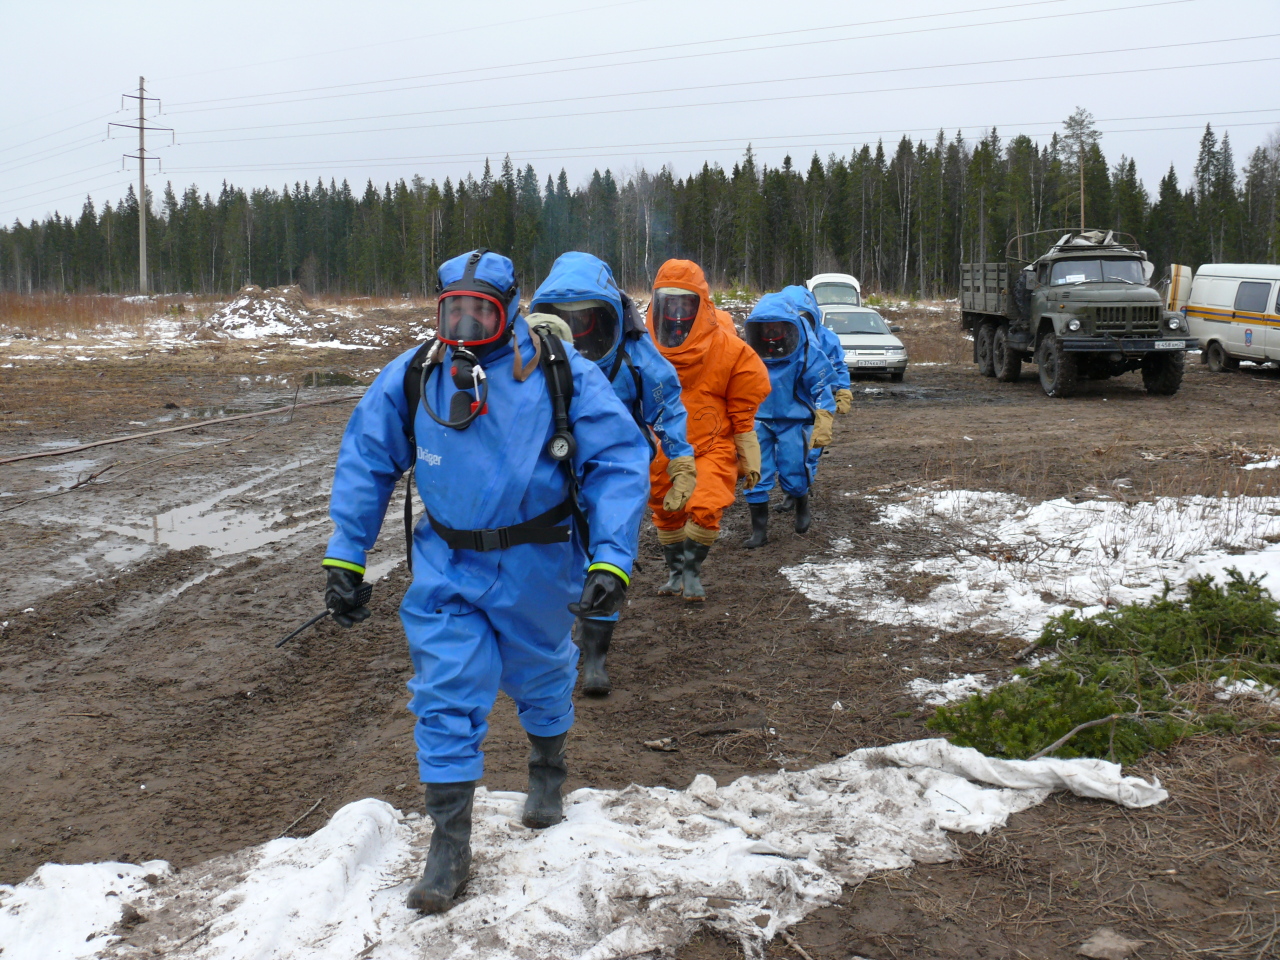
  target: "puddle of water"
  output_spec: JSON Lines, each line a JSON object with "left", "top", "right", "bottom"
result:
{"left": 303, "top": 370, "right": 364, "bottom": 388}
{"left": 58, "top": 459, "right": 330, "bottom": 560}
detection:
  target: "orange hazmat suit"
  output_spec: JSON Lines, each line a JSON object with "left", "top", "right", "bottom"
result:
{"left": 647, "top": 260, "right": 770, "bottom": 538}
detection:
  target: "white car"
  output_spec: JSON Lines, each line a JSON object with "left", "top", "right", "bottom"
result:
{"left": 821, "top": 306, "right": 908, "bottom": 381}
{"left": 806, "top": 272, "right": 862, "bottom": 308}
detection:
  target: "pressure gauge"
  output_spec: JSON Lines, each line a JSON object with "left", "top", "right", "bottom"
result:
{"left": 548, "top": 433, "right": 575, "bottom": 461}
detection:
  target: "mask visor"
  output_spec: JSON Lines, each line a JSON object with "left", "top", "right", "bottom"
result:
{"left": 746, "top": 320, "right": 801, "bottom": 359}
{"left": 438, "top": 292, "right": 507, "bottom": 346}
{"left": 542, "top": 299, "right": 618, "bottom": 361}
{"left": 653, "top": 288, "right": 700, "bottom": 348}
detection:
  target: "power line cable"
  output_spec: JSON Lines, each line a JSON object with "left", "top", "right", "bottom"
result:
{"left": 155, "top": 0, "right": 653, "bottom": 83}
{"left": 176, "top": 56, "right": 1279, "bottom": 148}
{"left": 164, "top": 0, "right": 1198, "bottom": 117}
{"left": 159, "top": 108, "right": 1280, "bottom": 177}
{"left": 172, "top": 32, "right": 1275, "bottom": 140}
{"left": 163, "top": 0, "right": 1101, "bottom": 110}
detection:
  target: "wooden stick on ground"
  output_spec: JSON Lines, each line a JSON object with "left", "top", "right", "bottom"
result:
{"left": 0, "top": 394, "right": 361, "bottom": 465}
{"left": 781, "top": 929, "right": 815, "bottom": 960}
{"left": 278, "top": 797, "right": 326, "bottom": 839}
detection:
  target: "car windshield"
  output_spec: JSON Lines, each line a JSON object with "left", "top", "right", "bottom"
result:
{"left": 1049, "top": 259, "right": 1145, "bottom": 286}
{"left": 812, "top": 282, "right": 861, "bottom": 306}
{"left": 824, "top": 310, "right": 889, "bottom": 335}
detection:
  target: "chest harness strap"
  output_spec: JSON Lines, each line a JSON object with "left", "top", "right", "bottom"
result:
{"left": 401, "top": 326, "right": 587, "bottom": 569}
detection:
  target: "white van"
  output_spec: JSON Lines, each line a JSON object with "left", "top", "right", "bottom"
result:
{"left": 1184, "top": 264, "right": 1280, "bottom": 371}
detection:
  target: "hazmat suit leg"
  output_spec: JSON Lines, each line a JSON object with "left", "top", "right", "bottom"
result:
{"left": 649, "top": 440, "right": 740, "bottom": 534}
{"left": 744, "top": 420, "right": 781, "bottom": 505}
{"left": 806, "top": 444, "right": 823, "bottom": 482}
{"left": 402, "top": 584, "right": 578, "bottom": 784}
{"left": 776, "top": 421, "right": 815, "bottom": 500}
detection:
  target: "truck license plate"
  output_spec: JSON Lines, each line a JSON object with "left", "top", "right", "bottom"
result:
{"left": 1154, "top": 340, "right": 1183, "bottom": 350}
{"left": 857, "top": 359, "right": 887, "bottom": 367}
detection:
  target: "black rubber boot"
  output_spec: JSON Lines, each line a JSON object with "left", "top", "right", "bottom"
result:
{"left": 406, "top": 781, "right": 475, "bottom": 913}
{"left": 657, "top": 541, "right": 684, "bottom": 596}
{"left": 744, "top": 502, "right": 769, "bottom": 549}
{"left": 574, "top": 617, "right": 614, "bottom": 696}
{"left": 775, "top": 495, "right": 795, "bottom": 513}
{"left": 794, "top": 494, "right": 812, "bottom": 534}
{"left": 681, "top": 540, "right": 711, "bottom": 601}
{"left": 521, "top": 732, "right": 568, "bottom": 829}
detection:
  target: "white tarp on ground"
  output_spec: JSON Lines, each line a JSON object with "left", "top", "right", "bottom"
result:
{"left": 0, "top": 739, "right": 1165, "bottom": 960}
{"left": 784, "top": 490, "right": 1280, "bottom": 639}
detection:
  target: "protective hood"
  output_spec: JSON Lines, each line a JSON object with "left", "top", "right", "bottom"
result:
{"left": 779, "top": 285, "right": 823, "bottom": 335}
{"left": 436, "top": 249, "right": 522, "bottom": 347}
{"left": 745, "top": 293, "right": 806, "bottom": 365}
{"left": 646, "top": 259, "right": 720, "bottom": 368}
{"left": 530, "top": 252, "right": 625, "bottom": 370}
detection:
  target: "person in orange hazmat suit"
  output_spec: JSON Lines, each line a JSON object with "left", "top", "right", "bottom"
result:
{"left": 646, "top": 260, "right": 770, "bottom": 601}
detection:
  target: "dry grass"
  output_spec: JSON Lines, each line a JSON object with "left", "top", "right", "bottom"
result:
{"left": 0, "top": 292, "right": 209, "bottom": 338}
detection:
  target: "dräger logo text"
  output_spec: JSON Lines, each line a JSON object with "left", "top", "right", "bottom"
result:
{"left": 417, "top": 446, "right": 443, "bottom": 466}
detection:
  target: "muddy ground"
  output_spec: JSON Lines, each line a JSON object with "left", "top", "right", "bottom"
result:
{"left": 2, "top": 333, "right": 1279, "bottom": 959}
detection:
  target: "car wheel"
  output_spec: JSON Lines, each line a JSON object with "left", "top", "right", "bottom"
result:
{"left": 976, "top": 322, "right": 996, "bottom": 377}
{"left": 1142, "top": 351, "right": 1185, "bottom": 396}
{"left": 1036, "top": 335, "right": 1078, "bottom": 398}
{"left": 993, "top": 323, "right": 1022, "bottom": 382}
{"left": 890, "top": 369, "right": 905, "bottom": 382}
{"left": 1205, "top": 341, "right": 1229, "bottom": 373}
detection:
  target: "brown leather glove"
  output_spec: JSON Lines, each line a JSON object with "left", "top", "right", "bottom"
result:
{"left": 834, "top": 388, "right": 854, "bottom": 415}
{"left": 734, "top": 430, "right": 762, "bottom": 488}
{"left": 662, "top": 455, "right": 697, "bottom": 512}
{"left": 810, "top": 409, "right": 835, "bottom": 449}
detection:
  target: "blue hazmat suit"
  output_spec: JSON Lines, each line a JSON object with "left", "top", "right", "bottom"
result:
{"left": 324, "top": 250, "right": 651, "bottom": 784}
{"left": 779, "top": 285, "right": 850, "bottom": 481}
{"left": 530, "top": 251, "right": 693, "bottom": 624}
{"left": 743, "top": 293, "right": 836, "bottom": 505}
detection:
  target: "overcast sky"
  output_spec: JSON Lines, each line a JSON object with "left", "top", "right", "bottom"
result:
{"left": 3, "top": 0, "right": 1278, "bottom": 226}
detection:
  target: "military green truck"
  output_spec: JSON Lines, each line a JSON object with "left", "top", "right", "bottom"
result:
{"left": 960, "top": 229, "right": 1197, "bottom": 397}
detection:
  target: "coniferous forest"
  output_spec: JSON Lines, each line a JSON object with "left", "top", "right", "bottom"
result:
{"left": 3, "top": 123, "right": 1278, "bottom": 297}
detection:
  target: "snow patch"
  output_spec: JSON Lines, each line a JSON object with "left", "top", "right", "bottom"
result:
{"left": 1, "top": 740, "right": 1164, "bottom": 960}
{"left": 908, "top": 673, "right": 993, "bottom": 705}
{"left": 783, "top": 490, "right": 1280, "bottom": 639}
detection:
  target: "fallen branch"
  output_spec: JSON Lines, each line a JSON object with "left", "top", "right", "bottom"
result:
{"left": 0, "top": 394, "right": 361, "bottom": 465}
{"left": 1028, "top": 714, "right": 1125, "bottom": 761}
{"left": 278, "top": 797, "right": 326, "bottom": 839}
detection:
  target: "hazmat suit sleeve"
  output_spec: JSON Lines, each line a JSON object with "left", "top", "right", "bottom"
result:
{"left": 723, "top": 339, "right": 772, "bottom": 436}
{"left": 819, "top": 325, "right": 852, "bottom": 392}
{"left": 567, "top": 353, "right": 652, "bottom": 579}
{"left": 803, "top": 349, "right": 838, "bottom": 417}
{"left": 628, "top": 335, "right": 694, "bottom": 460}
{"left": 324, "top": 348, "right": 418, "bottom": 572}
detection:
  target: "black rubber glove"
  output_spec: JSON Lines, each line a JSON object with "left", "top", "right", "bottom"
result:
{"left": 325, "top": 567, "right": 371, "bottom": 628}
{"left": 568, "top": 568, "right": 627, "bottom": 618}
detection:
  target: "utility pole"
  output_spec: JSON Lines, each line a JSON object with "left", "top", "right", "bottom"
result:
{"left": 111, "top": 78, "right": 172, "bottom": 294}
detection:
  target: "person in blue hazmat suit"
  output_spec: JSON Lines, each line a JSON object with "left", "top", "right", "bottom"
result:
{"left": 528, "top": 251, "right": 695, "bottom": 698}
{"left": 776, "top": 285, "right": 854, "bottom": 511}
{"left": 320, "top": 249, "right": 651, "bottom": 915}
{"left": 741, "top": 292, "right": 837, "bottom": 547}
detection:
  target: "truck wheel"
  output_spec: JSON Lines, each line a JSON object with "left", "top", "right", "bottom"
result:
{"left": 1142, "top": 351, "right": 1184, "bottom": 396}
{"left": 993, "top": 323, "right": 1022, "bottom": 382}
{"left": 1036, "top": 335, "right": 1078, "bottom": 398}
{"left": 1205, "top": 342, "right": 1230, "bottom": 373}
{"left": 976, "top": 322, "right": 996, "bottom": 377}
